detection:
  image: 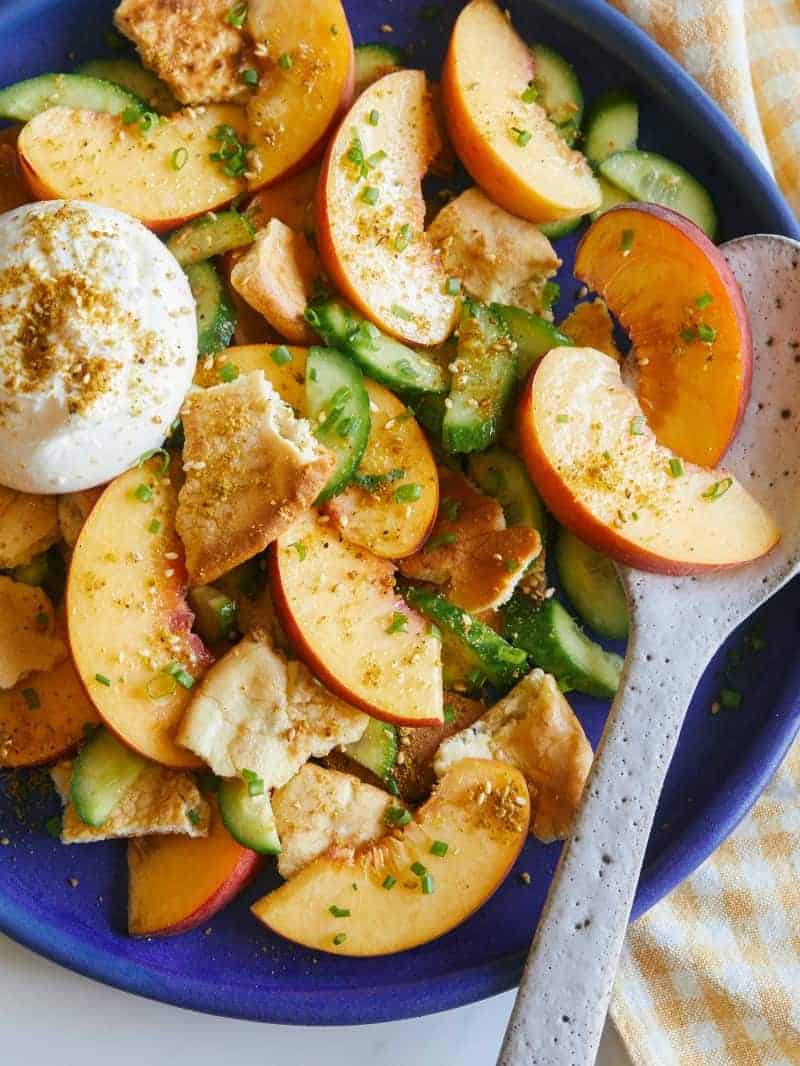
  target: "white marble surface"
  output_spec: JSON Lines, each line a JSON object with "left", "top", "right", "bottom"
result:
{"left": 0, "top": 932, "right": 632, "bottom": 1065}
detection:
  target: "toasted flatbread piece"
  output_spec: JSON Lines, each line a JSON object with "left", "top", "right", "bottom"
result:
{"left": 393, "top": 693, "right": 486, "bottom": 804}
{"left": 177, "top": 633, "right": 368, "bottom": 788}
{"left": 51, "top": 759, "right": 209, "bottom": 843}
{"left": 399, "top": 468, "right": 541, "bottom": 612}
{"left": 176, "top": 371, "right": 335, "bottom": 584}
{"left": 428, "top": 186, "right": 560, "bottom": 313}
{"left": 434, "top": 669, "right": 592, "bottom": 842}
{"left": 0, "top": 577, "right": 66, "bottom": 689}
{"left": 273, "top": 763, "right": 389, "bottom": 878}
{"left": 561, "top": 298, "right": 621, "bottom": 362}
{"left": 230, "top": 220, "right": 320, "bottom": 344}
{"left": 0, "top": 487, "right": 60, "bottom": 568}
{"left": 58, "top": 487, "right": 103, "bottom": 549}
{"left": 114, "top": 0, "right": 253, "bottom": 104}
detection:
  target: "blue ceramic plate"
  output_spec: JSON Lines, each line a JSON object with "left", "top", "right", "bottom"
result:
{"left": 1, "top": 0, "right": 799, "bottom": 1027}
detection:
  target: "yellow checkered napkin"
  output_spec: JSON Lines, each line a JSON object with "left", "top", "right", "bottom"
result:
{"left": 605, "top": 6, "right": 800, "bottom": 1061}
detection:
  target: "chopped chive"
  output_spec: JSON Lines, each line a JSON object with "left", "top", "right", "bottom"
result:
{"left": 390, "top": 303, "right": 413, "bottom": 320}
{"left": 332, "top": 932, "right": 348, "bottom": 945}
{"left": 386, "top": 612, "right": 408, "bottom": 634}
{"left": 695, "top": 292, "right": 713, "bottom": 309}
{"left": 555, "top": 414, "right": 569, "bottom": 424}
{"left": 395, "top": 223, "right": 412, "bottom": 251}
{"left": 291, "top": 539, "right": 307, "bottom": 560}
{"left": 381, "top": 874, "right": 397, "bottom": 889}
{"left": 138, "top": 447, "right": 171, "bottom": 475}
{"left": 680, "top": 327, "right": 696, "bottom": 343}
{"left": 443, "top": 704, "right": 455, "bottom": 724}
{"left": 278, "top": 52, "right": 293, "bottom": 70}
{"left": 385, "top": 805, "right": 411, "bottom": 827}
{"left": 134, "top": 483, "right": 153, "bottom": 502}
{"left": 241, "top": 67, "right": 259, "bottom": 86}
{"left": 270, "top": 345, "right": 292, "bottom": 366}
{"left": 219, "top": 361, "right": 239, "bottom": 382}
{"left": 444, "top": 276, "right": 461, "bottom": 296}
{"left": 308, "top": 366, "right": 318, "bottom": 381}
{"left": 512, "top": 126, "right": 532, "bottom": 146}
{"left": 329, "top": 905, "right": 351, "bottom": 917}
{"left": 171, "top": 147, "right": 189, "bottom": 171}
{"left": 22, "top": 687, "right": 40, "bottom": 710}
{"left": 187, "top": 808, "right": 202, "bottom": 827}
{"left": 441, "top": 497, "right": 461, "bottom": 521}
{"left": 505, "top": 557, "right": 518, "bottom": 574}
{"left": 241, "top": 768, "right": 264, "bottom": 796}
{"left": 226, "top": 2, "right": 248, "bottom": 27}
{"left": 94, "top": 673, "right": 111, "bottom": 687}
{"left": 620, "top": 228, "right": 635, "bottom": 252}
{"left": 720, "top": 688, "right": 742, "bottom": 710}
{"left": 45, "top": 814, "right": 62, "bottom": 839}
{"left": 521, "top": 81, "right": 539, "bottom": 104}
{"left": 702, "top": 477, "right": 733, "bottom": 501}
{"left": 164, "top": 662, "right": 195, "bottom": 690}
{"left": 368, "top": 109, "right": 380, "bottom": 126}
{"left": 421, "top": 873, "right": 435, "bottom": 895}
{"left": 698, "top": 323, "right": 716, "bottom": 343}
{"left": 629, "top": 416, "right": 646, "bottom": 436}
{"left": 385, "top": 774, "right": 400, "bottom": 796}
{"left": 424, "top": 532, "right": 457, "bottom": 551}
{"left": 138, "top": 111, "right": 159, "bottom": 135}
{"left": 146, "top": 672, "right": 176, "bottom": 701}
{"left": 542, "top": 281, "right": 560, "bottom": 307}
{"left": 410, "top": 861, "right": 427, "bottom": 877}
{"left": 367, "top": 149, "right": 387, "bottom": 168}
{"left": 430, "top": 840, "right": 448, "bottom": 857}
{"left": 394, "top": 483, "right": 422, "bottom": 503}
{"left": 121, "top": 106, "right": 140, "bottom": 125}
{"left": 361, "top": 185, "right": 380, "bottom": 205}
{"left": 148, "top": 518, "right": 162, "bottom": 534}
{"left": 668, "top": 457, "right": 684, "bottom": 478}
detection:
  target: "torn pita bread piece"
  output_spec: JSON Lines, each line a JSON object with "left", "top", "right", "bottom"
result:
{"left": 273, "top": 763, "right": 390, "bottom": 879}
{"left": 50, "top": 759, "right": 210, "bottom": 843}
{"left": 560, "top": 298, "right": 621, "bottom": 361}
{"left": 0, "top": 486, "right": 60, "bottom": 569}
{"left": 177, "top": 632, "right": 368, "bottom": 789}
{"left": 176, "top": 370, "right": 335, "bottom": 585}
{"left": 398, "top": 467, "right": 541, "bottom": 612}
{"left": 434, "top": 669, "right": 592, "bottom": 842}
{"left": 230, "top": 219, "right": 320, "bottom": 345}
{"left": 428, "top": 186, "right": 560, "bottom": 314}
{"left": 114, "top": 0, "right": 253, "bottom": 105}
{"left": 58, "top": 487, "right": 104, "bottom": 549}
{"left": 0, "top": 577, "right": 66, "bottom": 689}
{"left": 393, "top": 693, "right": 486, "bottom": 804}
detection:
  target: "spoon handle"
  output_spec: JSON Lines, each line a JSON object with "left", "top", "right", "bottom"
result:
{"left": 497, "top": 624, "right": 713, "bottom": 1066}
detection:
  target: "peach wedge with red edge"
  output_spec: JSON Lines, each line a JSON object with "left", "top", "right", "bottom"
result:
{"left": 270, "top": 509, "right": 443, "bottom": 726}
{"left": 18, "top": 105, "right": 247, "bottom": 232}
{"left": 251, "top": 757, "right": 529, "bottom": 956}
{"left": 517, "top": 345, "right": 779, "bottom": 575}
{"left": 128, "top": 797, "right": 261, "bottom": 937}
{"left": 441, "top": 0, "right": 600, "bottom": 223}
{"left": 67, "top": 458, "right": 211, "bottom": 768}
{"left": 575, "top": 203, "right": 752, "bottom": 468}
{"left": 245, "top": 0, "right": 354, "bottom": 190}
{"left": 196, "top": 345, "right": 439, "bottom": 559}
{"left": 316, "top": 69, "right": 458, "bottom": 346}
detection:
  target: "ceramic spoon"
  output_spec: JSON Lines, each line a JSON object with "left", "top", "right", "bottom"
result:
{"left": 498, "top": 234, "right": 800, "bottom": 1066}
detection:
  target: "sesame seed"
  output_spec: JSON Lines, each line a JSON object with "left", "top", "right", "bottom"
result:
{"left": 164, "top": 568, "right": 175, "bottom": 578}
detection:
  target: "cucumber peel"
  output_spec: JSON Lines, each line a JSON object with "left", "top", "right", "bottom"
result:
{"left": 218, "top": 777, "right": 281, "bottom": 854}
{"left": 554, "top": 529, "right": 628, "bottom": 640}
{"left": 0, "top": 72, "right": 145, "bottom": 122}
{"left": 70, "top": 727, "right": 147, "bottom": 828}
{"left": 491, "top": 303, "right": 572, "bottom": 380}
{"left": 467, "top": 446, "right": 548, "bottom": 540}
{"left": 167, "top": 210, "right": 254, "bottom": 268}
{"left": 306, "top": 346, "right": 371, "bottom": 503}
{"left": 77, "top": 58, "right": 179, "bottom": 114}
{"left": 584, "top": 88, "right": 639, "bottom": 168}
{"left": 185, "top": 260, "right": 236, "bottom": 356}
{"left": 345, "top": 717, "right": 398, "bottom": 779}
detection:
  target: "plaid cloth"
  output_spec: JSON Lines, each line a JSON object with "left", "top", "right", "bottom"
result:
{"left": 606, "top": 3, "right": 800, "bottom": 1063}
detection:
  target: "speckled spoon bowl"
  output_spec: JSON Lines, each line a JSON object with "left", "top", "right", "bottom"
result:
{"left": 498, "top": 234, "right": 800, "bottom": 1066}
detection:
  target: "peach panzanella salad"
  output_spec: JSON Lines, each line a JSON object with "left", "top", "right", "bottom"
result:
{"left": 0, "top": 0, "right": 776, "bottom": 954}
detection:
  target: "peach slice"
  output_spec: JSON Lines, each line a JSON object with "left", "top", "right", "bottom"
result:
{"left": 0, "top": 142, "right": 32, "bottom": 213}
{"left": 128, "top": 798, "right": 260, "bottom": 936}
{"left": 316, "top": 69, "right": 458, "bottom": 346}
{"left": 270, "top": 509, "right": 443, "bottom": 726}
{"left": 245, "top": 0, "right": 354, "bottom": 190}
{"left": 246, "top": 164, "right": 320, "bottom": 235}
{"left": 67, "top": 458, "right": 211, "bottom": 768}
{"left": 518, "top": 346, "right": 779, "bottom": 574}
{"left": 251, "top": 757, "right": 529, "bottom": 956}
{"left": 575, "top": 204, "right": 752, "bottom": 467}
{"left": 18, "top": 105, "right": 248, "bottom": 231}
{"left": 441, "top": 0, "right": 600, "bottom": 222}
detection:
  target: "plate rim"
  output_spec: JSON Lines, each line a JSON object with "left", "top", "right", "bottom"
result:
{"left": 1, "top": 0, "right": 799, "bottom": 1026}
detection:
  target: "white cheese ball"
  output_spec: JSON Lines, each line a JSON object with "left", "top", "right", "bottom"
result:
{"left": 0, "top": 200, "right": 197, "bottom": 492}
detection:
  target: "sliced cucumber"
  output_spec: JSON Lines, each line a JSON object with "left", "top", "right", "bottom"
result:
{"left": 539, "top": 216, "right": 582, "bottom": 240}
{"left": 77, "top": 58, "right": 178, "bottom": 114}
{"left": 589, "top": 174, "right": 631, "bottom": 222}
{"left": 305, "top": 298, "right": 447, "bottom": 397}
{"left": 403, "top": 586, "right": 529, "bottom": 693}
{"left": 491, "top": 303, "right": 572, "bottom": 380}
{"left": 584, "top": 88, "right": 638, "bottom": 168}
{"left": 503, "top": 594, "right": 623, "bottom": 699}
{"left": 354, "top": 43, "right": 405, "bottom": 94}
{"left": 306, "top": 346, "right": 371, "bottom": 503}
{"left": 443, "top": 301, "right": 517, "bottom": 454}
{"left": 554, "top": 529, "right": 628, "bottom": 640}
{"left": 218, "top": 777, "right": 281, "bottom": 855}
{"left": 599, "top": 150, "right": 717, "bottom": 238}
{"left": 70, "top": 727, "right": 147, "bottom": 828}
{"left": 531, "top": 43, "right": 583, "bottom": 146}
{"left": 344, "top": 717, "right": 398, "bottom": 779}
{"left": 467, "top": 447, "right": 547, "bottom": 539}
{"left": 185, "top": 260, "right": 236, "bottom": 356}
{"left": 12, "top": 546, "right": 66, "bottom": 604}
{"left": 0, "top": 72, "right": 145, "bottom": 122}
{"left": 188, "top": 586, "right": 239, "bottom": 643}
{"left": 166, "top": 211, "right": 254, "bottom": 268}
